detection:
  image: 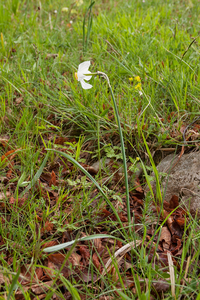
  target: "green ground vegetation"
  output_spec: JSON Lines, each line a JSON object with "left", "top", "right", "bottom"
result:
{"left": 0, "top": 0, "right": 200, "bottom": 299}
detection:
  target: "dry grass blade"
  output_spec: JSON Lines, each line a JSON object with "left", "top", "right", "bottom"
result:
{"left": 167, "top": 251, "right": 175, "bottom": 297}
{"left": 102, "top": 240, "right": 142, "bottom": 277}
{"left": 179, "top": 256, "right": 190, "bottom": 298}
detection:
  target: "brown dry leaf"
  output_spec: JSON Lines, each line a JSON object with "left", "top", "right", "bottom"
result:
{"left": 134, "top": 176, "right": 143, "bottom": 193}
{"left": 160, "top": 227, "right": 171, "bottom": 250}
{"left": 152, "top": 280, "right": 170, "bottom": 293}
{"left": 92, "top": 252, "right": 101, "bottom": 270}
{"left": 175, "top": 217, "right": 185, "bottom": 227}
{"left": 0, "top": 272, "right": 10, "bottom": 285}
{"left": 47, "top": 253, "right": 76, "bottom": 279}
{"left": 1, "top": 149, "right": 18, "bottom": 162}
{"left": 80, "top": 270, "right": 98, "bottom": 283}
{"left": 169, "top": 195, "right": 179, "bottom": 209}
{"left": 167, "top": 111, "right": 176, "bottom": 123}
{"left": 45, "top": 53, "right": 58, "bottom": 59}
{"left": 0, "top": 138, "right": 9, "bottom": 147}
{"left": 32, "top": 294, "right": 46, "bottom": 300}
{"left": 45, "top": 261, "right": 57, "bottom": 279}
{"left": 19, "top": 265, "right": 44, "bottom": 284}
{"left": 79, "top": 246, "right": 90, "bottom": 260}
{"left": 54, "top": 137, "right": 74, "bottom": 145}
{"left": 15, "top": 97, "right": 23, "bottom": 105}
{"left": 15, "top": 286, "right": 30, "bottom": 299}
{"left": 68, "top": 253, "right": 82, "bottom": 266}
{"left": 0, "top": 191, "right": 11, "bottom": 200}
{"left": 118, "top": 212, "right": 128, "bottom": 222}
{"left": 42, "top": 240, "right": 58, "bottom": 250}
{"left": 9, "top": 196, "right": 15, "bottom": 204}
{"left": 48, "top": 253, "right": 65, "bottom": 264}
{"left": 31, "top": 280, "right": 54, "bottom": 294}
{"left": 6, "top": 163, "right": 14, "bottom": 179}
{"left": 158, "top": 252, "right": 168, "bottom": 267}
{"left": 42, "top": 221, "right": 54, "bottom": 233}
{"left": 111, "top": 266, "right": 119, "bottom": 282}
{"left": 167, "top": 218, "right": 183, "bottom": 238}
{"left": 180, "top": 125, "right": 186, "bottom": 134}
{"left": 93, "top": 238, "right": 102, "bottom": 251}
{"left": 84, "top": 165, "right": 98, "bottom": 175}
{"left": 49, "top": 170, "right": 57, "bottom": 186}
{"left": 157, "top": 206, "right": 182, "bottom": 237}
{"left": 35, "top": 267, "right": 44, "bottom": 281}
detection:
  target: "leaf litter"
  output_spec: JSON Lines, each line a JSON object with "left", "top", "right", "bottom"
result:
{"left": 0, "top": 133, "right": 198, "bottom": 299}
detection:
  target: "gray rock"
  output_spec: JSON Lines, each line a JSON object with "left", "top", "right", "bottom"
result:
{"left": 149, "top": 152, "right": 200, "bottom": 216}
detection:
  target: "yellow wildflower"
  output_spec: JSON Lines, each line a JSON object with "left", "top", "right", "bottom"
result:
{"left": 135, "top": 83, "right": 142, "bottom": 91}
{"left": 76, "top": 0, "right": 83, "bottom": 6}
{"left": 61, "top": 7, "right": 69, "bottom": 12}
{"left": 134, "top": 76, "right": 141, "bottom": 82}
{"left": 129, "top": 77, "right": 134, "bottom": 82}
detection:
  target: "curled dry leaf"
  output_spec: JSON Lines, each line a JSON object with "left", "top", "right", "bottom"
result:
{"left": 49, "top": 170, "right": 57, "bottom": 186}
{"left": 169, "top": 195, "right": 179, "bottom": 209}
{"left": 160, "top": 226, "right": 171, "bottom": 250}
{"left": 68, "top": 252, "right": 82, "bottom": 266}
{"left": 1, "top": 149, "right": 19, "bottom": 162}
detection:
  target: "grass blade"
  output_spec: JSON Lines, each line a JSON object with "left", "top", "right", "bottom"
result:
{"left": 43, "top": 234, "right": 121, "bottom": 252}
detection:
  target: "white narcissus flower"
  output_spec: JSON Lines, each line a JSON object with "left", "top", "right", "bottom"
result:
{"left": 75, "top": 61, "right": 93, "bottom": 90}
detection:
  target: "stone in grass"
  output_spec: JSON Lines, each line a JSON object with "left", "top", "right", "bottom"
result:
{"left": 149, "top": 152, "right": 200, "bottom": 217}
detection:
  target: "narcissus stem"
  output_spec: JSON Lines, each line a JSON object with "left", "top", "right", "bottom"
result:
{"left": 97, "top": 71, "right": 131, "bottom": 234}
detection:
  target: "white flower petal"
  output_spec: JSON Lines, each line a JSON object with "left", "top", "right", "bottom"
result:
{"left": 84, "top": 73, "right": 92, "bottom": 81}
{"left": 76, "top": 61, "right": 93, "bottom": 89}
{"left": 80, "top": 79, "right": 93, "bottom": 90}
{"left": 78, "top": 61, "right": 90, "bottom": 73}
{"left": 77, "top": 71, "right": 91, "bottom": 81}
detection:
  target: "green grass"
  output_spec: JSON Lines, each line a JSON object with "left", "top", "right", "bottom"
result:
{"left": 0, "top": 0, "right": 200, "bottom": 299}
